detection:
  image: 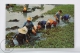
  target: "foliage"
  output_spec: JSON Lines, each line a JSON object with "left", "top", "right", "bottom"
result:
{"left": 44, "top": 4, "right": 74, "bottom": 17}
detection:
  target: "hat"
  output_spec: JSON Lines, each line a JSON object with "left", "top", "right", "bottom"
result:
{"left": 23, "top": 7, "right": 27, "bottom": 11}
{"left": 47, "top": 21, "right": 50, "bottom": 23}
{"left": 26, "top": 17, "right": 32, "bottom": 21}
{"left": 48, "top": 19, "right": 54, "bottom": 24}
{"left": 18, "top": 26, "right": 28, "bottom": 34}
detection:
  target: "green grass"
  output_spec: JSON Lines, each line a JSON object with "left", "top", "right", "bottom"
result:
{"left": 43, "top": 4, "right": 74, "bottom": 17}
{"left": 6, "top": 4, "right": 74, "bottom": 48}
{"left": 32, "top": 17, "right": 39, "bottom": 22}
{"left": 12, "top": 5, "right": 23, "bottom": 12}
{"left": 6, "top": 23, "right": 74, "bottom": 48}
{"left": 32, "top": 15, "right": 39, "bottom": 22}
{"left": 6, "top": 4, "right": 29, "bottom": 12}
{"left": 6, "top": 32, "right": 15, "bottom": 40}
{"left": 35, "top": 23, "right": 74, "bottom": 48}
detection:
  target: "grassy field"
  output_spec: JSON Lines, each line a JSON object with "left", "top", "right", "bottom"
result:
{"left": 6, "top": 23, "right": 74, "bottom": 48}
{"left": 38, "top": 5, "right": 74, "bottom": 48}
{"left": 43, "top": 4, "right": 74, "bottom": 17}
{"left": 6, "top": 4, "right": 74, "bottom": 48}
{"left": 35, "top": 23, "right": 74, "bottom": 48}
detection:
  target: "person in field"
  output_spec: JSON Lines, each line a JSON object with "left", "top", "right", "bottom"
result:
{"left": 23, "top": 6, "right": 27, "bottom": 12}
{"left": 32, "top": 26, "right": 37, "bottom": 35}
{"left": 15, "top": 26, "right": 28, "bottom": 45}
{"left": 61, "top": 14, "right": 71, "bottom": 22}
{"left": 23, "top": 17, "right": 35, "bottom": 42}
{"left": 37, "top": 20, "right": 46, "bottom": 29}
{"left": 54, "top": 10, "right": 62, "bottom": 24}
{"left": 46, "top": 19, "right": 57, "bottom": 29}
